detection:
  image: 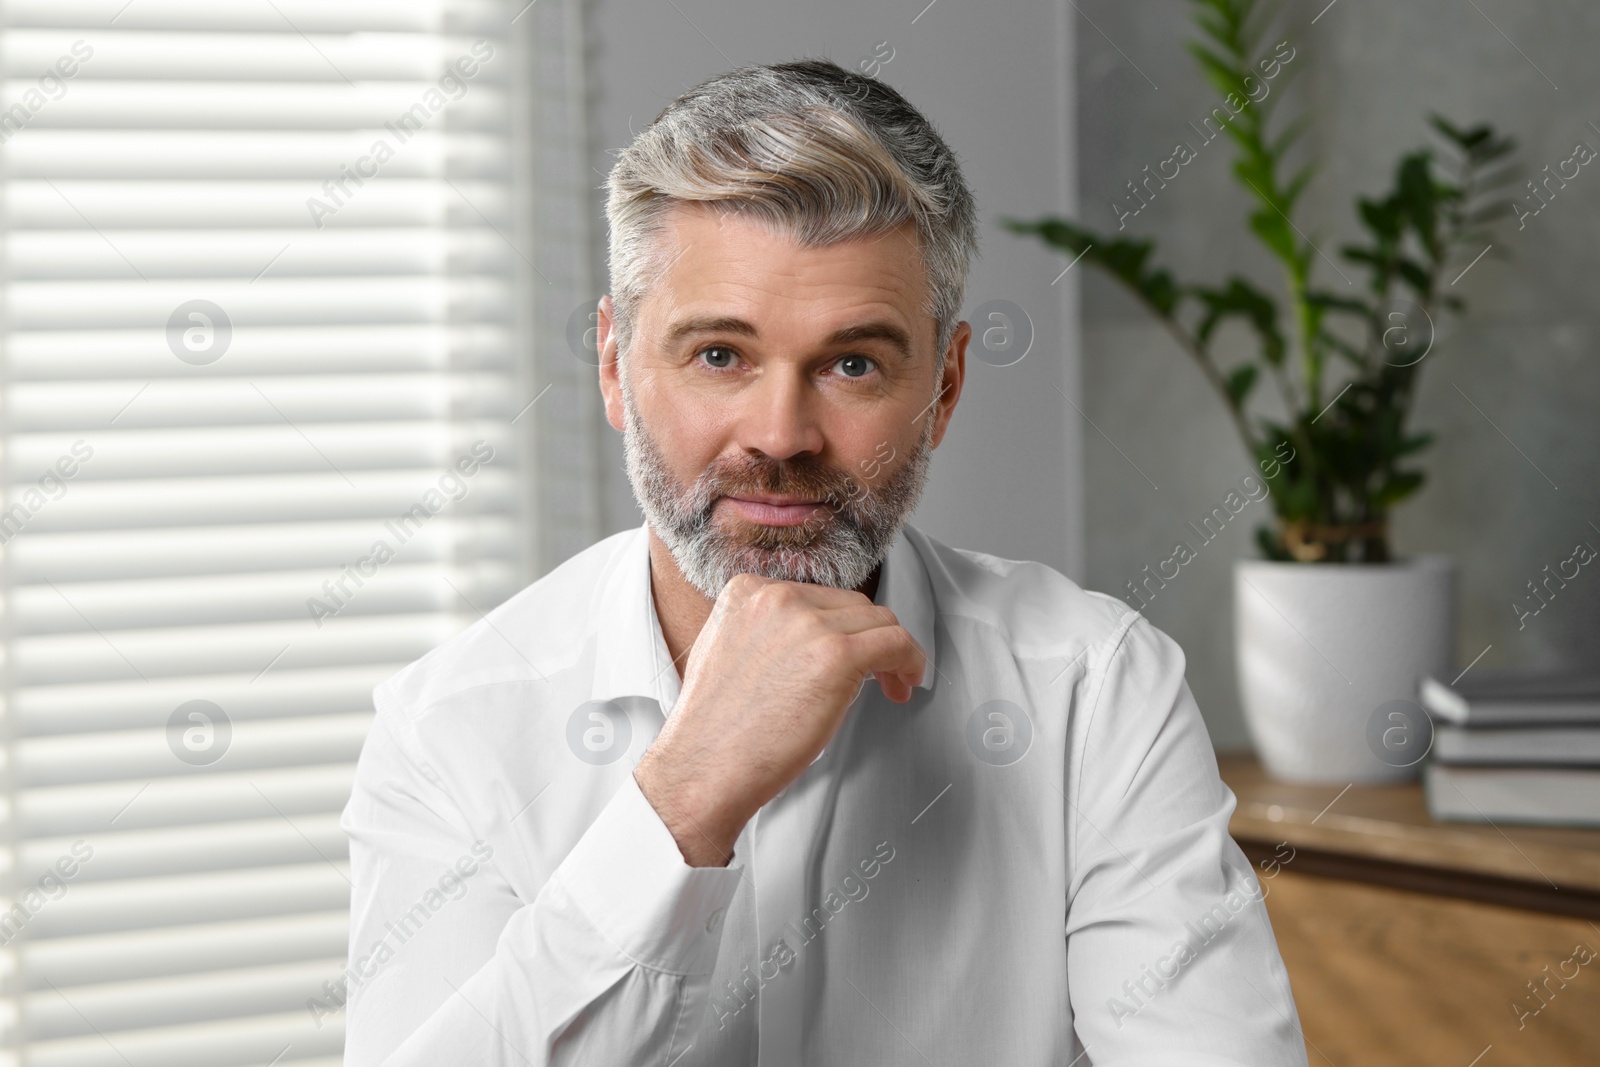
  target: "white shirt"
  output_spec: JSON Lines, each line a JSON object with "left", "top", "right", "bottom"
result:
{"left": 341, "top": 520, "right": 1308, "bottom": 1066}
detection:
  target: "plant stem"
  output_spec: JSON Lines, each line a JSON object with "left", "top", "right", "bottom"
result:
{"left": 1149, "top": 310, "right": 1263, "bottom": 456}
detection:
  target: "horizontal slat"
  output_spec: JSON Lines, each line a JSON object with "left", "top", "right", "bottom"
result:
{"left": 12, "top": 613, "right": 473, "bottom": 685}
{"left": 7, "top": 0, "right": 483, "bottom": 32}
{"left": 5, "top": 226, "right": 514, "bottom": 279}
{"left": 7, "top": 180, "right": 512, "bottom": 229}
{"left": 3, "top": 78, "right": 502, "bottom": 115}
{"left": 5, "top": 471, "right": 518, "bottom": 532}
{"left": 20, "top": 861, "right": 350, "bottom": 938}
{"left": 7, "top": 427, "right": 510, "bottom": 480}
{"left": 15, "top": 663, "right": 403, "bottom": 735}
{"left": 14, "top": 86, "right": 509, "bottom": 134}
{"left": 22, "top": 763, "right": 357, "bottom": 837}
{"left": 19, "top": 715, "right": 372, "bottom": 788}
{"left": 26, "top": 910, "right": 348, "bottom": 988}
{"left": 8, "top": 519, "right": 519, "bottom": 583}
{"left": 7, "top": 137, "right": 509, "bottom": 185}
{"left": 7, "top": 379, "right": 512, "bottom": 430}
{"left": 25, "top": 1008, "right": 344, "bottom": 1067}
{"left": 7, "top": 274, "right": 513, "bottom": 329}
{"left": 11, "top": 564, "right": 517, "bottom": 632}
{"left": 5, "top": 31, "right": 495, "bottom": 81}
{"left": 27, "top": 957, "right": 347, "bottom": 1043}
{"left": 25, "top": 819, "right": 350, "bottom": 883}
{"left": 25, "top": 812, "right": 350, "bottom": 882}
{"left": 9, "top": 422, "right": 505, "bottom": 465}
{"left": 6, "top": 322, "right": 512, "bottom": 377}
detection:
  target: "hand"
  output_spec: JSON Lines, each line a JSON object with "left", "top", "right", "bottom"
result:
{"left": 633, "top": 572, "right": 926, "bottom": 867}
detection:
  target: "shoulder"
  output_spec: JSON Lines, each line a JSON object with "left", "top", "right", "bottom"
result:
{"left": 370, "top": 525, "right": 639, "bottom": 720}
{"left": 904, "top": 523, "right": 1145, "bottom": 667}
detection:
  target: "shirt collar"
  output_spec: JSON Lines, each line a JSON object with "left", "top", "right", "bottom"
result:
{"left": 588, "top": 520, "right": 939, "bottom": 712}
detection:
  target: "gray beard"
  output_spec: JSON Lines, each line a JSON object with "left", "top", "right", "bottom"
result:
{"left": 620, "top": 369, "right": 937, "bottom": 599}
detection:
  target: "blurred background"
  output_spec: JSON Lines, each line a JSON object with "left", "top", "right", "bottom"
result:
{"left": 0, "top": 0, "right": 1593, "bottom": 1064}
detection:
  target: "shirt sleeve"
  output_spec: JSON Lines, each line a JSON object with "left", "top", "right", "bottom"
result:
{"left": 1064, "top": 613, "right": 1308, "bottom": 1067}
{"left": 340, "top": 696, "right": 745, "bottom": 1067}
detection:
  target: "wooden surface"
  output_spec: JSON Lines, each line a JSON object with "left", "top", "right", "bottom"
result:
{"left": 1218, "top": 753, "right": 1600, "bottom": 897}
{"left": 1260, "top": 869, "right": 1600, "bottom": 1066}
{"left": 1219, "top": 754, "right": 1600, "bottom": 1065}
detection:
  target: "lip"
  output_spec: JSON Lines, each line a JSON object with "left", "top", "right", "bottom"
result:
{"left": 728, "top": 494, "right": 824, "bottom": 506}
{"left": 721, "top": 495, "right": 831, "bottom": 527}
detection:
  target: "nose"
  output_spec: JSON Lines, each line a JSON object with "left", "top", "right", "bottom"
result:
{"left": 738, "top": 364, "right": 825, "bottom": 463}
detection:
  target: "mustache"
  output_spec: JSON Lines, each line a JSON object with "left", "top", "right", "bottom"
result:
{"left": 699, "top": 455, "right": 863, "bottom": 513}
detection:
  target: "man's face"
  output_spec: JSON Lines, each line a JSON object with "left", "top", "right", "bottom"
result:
{"left": 597, "top": 202, "right": 968, "bottom": 599}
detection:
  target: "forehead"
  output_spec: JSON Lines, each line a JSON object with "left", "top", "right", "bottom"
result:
{"left": 639, "top": 202, "right": 932, "bottom": 336}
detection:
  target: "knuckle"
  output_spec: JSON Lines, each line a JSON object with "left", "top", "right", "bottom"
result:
{"left": 724, "top": 572, "right": 762, "bottom": 602}
{"left": 755, "top": 581, "right": 796, "bottom": 608}
{"left": 743, "top": 582, "right": 774, "bottom": 612}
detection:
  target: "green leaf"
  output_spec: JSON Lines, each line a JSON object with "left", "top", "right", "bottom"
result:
{"left": 1340, "top": 245, "right": 1385, "bottom": 267}
{"left": 1001, "top": 217, "right": 1184, "bottom": 317}
{"left": 1193, "top": 10, "right": 1234, "bottom": 45}
{"left": 1249, "top": 210, "right": 1297, "bottom": 263}
{"left": 1396, "top": 431, "right": 1434, "bottom": 456}
{"left": 1187, "top": 43, "right": 1247, "bottom": 100}
{"left": 1429, "top": 114, "right": 1483, "bottom": 149}
{"left": 1323, "top": 334, "right": 1367, "bottom": 368}
{"left": 1269, "top": 117, "right": 1311, "bottom": 159}
{"left": 1255, "top": 523, "right": 1292, "bottom": 561}
{"left": 1225, "top": 363, "right": 1259, "bottom": 406}
{"left": 1195, "top": 277, "right": 1286, "bottom": 366}
{"left": 999, "top": 217, "right": 1092, "bottom": 256}
{"left": 1233, "top": 155, "right": 1274, "bottom": 197}
{"left": 1432, "top": 115, "right": 1516, "bottom": 164}
{"left": 1305, "top": 292, "right": 1371, "bottom": 316}
{"left": 1396, "top": 258, "right": 1431, "bottom": 294}
{"left": 1397, "top": 152, "right": 1441, "bottom": 253}
{"left": 1282, "top": 162, "right": 1316, "bottom": 215}
{"left": 1375, "top": 469, "right": 1426, "bottom": 506}
{"left": 1358, "top": 195, "right": 1403, "bottom": 241}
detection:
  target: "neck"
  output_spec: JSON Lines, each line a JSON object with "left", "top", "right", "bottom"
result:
{"left": 647, "top": 526, "right": 882, "bottom": 681}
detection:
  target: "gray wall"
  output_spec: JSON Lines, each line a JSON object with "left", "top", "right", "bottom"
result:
{"left": 1077, "top": 1, "right": 1600, "bottom": 748}
{"left": 583, "top": 0, "right": 1085, "bottom": 582}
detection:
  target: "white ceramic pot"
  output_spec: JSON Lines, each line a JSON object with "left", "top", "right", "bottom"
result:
{"left": 1234, "top": 555, "right": 1456, "bottom": 784}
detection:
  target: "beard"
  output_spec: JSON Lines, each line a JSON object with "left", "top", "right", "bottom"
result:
{"left": 620, "top": 370, "right": 937, "bottom": 600}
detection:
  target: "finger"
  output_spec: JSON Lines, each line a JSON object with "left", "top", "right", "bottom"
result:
{"left": 816, "top": 603, "right": 904, "bottom": 636}
{"left": 841, "top": 625, "right": 927, "bottom": 692}
{"left": 719, "top": 574, "right": 872, "bottom": 614}
{"left": 874, "top": 669, "right": 913, "bottom": 703}
{"left": 784, "top": 581, "right": 877, "bottom": 610}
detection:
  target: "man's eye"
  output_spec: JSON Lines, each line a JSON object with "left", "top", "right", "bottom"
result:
{"left": 697, "top": 346, "right": 737, "bottom": 369}
{"left": 835, "top": 354, "right": 877, "bottom": 378}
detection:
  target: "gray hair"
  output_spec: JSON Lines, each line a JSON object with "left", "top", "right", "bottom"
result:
{"left": 604, "top": 58, "right": 979, "bottom": 377}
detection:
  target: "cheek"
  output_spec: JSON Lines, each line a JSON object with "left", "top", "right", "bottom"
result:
{"left": 631, "top": 378, "right": 714, "bottom": 455}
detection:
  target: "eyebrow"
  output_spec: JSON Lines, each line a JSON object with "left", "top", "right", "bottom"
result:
{"left": 663, "top": 315, "right": 914, "bottom": 362}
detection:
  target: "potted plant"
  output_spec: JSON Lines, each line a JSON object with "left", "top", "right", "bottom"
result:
{"left": 1004, "top": 0, "right": 1516, "bottom": 782}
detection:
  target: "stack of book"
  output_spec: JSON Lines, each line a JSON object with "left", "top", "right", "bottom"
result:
{"left": 1420, "top": 669, "right": 1600, "bottom": 828}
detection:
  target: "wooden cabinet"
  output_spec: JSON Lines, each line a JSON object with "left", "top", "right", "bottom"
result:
{"left": 1218, "top": 755, "right": 1600, "bottom": 1066}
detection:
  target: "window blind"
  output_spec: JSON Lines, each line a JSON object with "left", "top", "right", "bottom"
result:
{"left": 0, "top": 1, "right": 561, "bottom": 1063}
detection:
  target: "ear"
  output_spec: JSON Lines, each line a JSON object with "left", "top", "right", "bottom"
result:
{"left": 597, "top": 295, "right": 626, "bottom": 433}
{"left": 929, "top": 319, "right": 969, "bottom": 448}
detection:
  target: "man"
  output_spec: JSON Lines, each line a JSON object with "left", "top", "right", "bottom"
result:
{"left": 342, "top": 58, "right": 1307, "bottom": 1066}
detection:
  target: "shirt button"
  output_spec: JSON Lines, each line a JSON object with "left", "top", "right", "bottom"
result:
{"left": 705, "top": 906, "right": 725, "bottom": 935}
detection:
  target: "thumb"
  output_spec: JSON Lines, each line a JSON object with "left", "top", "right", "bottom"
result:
{"left": 874, "top": 669, "right": 913, "bottom": 703}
